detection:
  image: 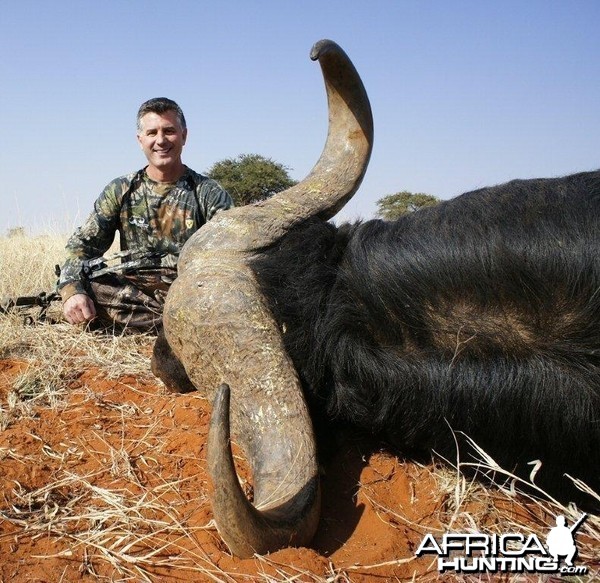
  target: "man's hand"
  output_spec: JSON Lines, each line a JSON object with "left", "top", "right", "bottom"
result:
{"left": 63, "top": 293, "right": 96, "bottom": 325}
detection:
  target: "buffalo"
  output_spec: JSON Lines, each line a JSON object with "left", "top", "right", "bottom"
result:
{"left": 151, "top": 39, "right": 600, "bottom": 557}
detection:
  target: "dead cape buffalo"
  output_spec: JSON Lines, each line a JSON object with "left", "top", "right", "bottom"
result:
{"left": 151, "top": 39, "right": 600, "bottom": 557}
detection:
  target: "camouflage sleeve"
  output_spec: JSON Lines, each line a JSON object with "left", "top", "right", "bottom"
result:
{"left": 198, "top": 179, "right": 234, "bottom": 222}
{"left": 58, "top": 179, "right": 124, "bottom": 300}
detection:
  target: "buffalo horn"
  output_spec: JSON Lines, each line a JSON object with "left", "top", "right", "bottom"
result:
{"left": 162, "top": 39, "right": 373, "bottom": 557}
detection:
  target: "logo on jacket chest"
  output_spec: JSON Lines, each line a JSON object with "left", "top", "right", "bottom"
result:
{"left": 129, "top": 216, "right": 149, "bottom": 229}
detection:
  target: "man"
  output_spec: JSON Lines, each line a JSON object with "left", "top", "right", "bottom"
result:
{"left": 59, "top": 97, "right": 233, "bottom": 332}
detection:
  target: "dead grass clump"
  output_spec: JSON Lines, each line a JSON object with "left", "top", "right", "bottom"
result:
{"left": 0, "top": 365, "right": 70, "bottom": 431}
{"left": 360, "top": 437, "right": 599, "bottom": 581}
{"left": 451, "top": 437, "right": 599, "bottom": 569}
{"left": 0, "top": 317, "right": 155, "bottom": 382}
{"left": 0, "top": 231, "right": 66, "bottom": 297}
{"left": 0, "top": 470, "right": 222, "bottom": 582}
{"left": 0, "top": 231, "right": 154, "bottom": 392}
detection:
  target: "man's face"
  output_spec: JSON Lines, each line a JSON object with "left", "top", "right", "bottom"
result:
{"left": 137, "top": 110, "right": 187, "bottom": 175}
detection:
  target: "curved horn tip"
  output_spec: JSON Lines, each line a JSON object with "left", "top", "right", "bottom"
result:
{"left": 213, "top": 383, "right": 231, "bottom": 412}
{"left": 310, "top": 38, "right": 342, "bottom": 61}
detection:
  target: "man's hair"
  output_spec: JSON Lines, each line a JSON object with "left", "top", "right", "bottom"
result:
{"left": 136, "top": 97, "right": 187, "bottom": 132}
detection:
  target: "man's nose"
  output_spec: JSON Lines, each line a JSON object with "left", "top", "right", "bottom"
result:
{"left": 156, "top": 131, "right": 169, "bottom": 144}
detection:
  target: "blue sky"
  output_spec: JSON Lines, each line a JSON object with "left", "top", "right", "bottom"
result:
{"left": 2, "top": 0, "right": 599, "bottom": 234}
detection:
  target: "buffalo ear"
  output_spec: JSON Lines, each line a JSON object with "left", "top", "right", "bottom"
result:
{"left": 151, "top": 330, "right": 196, "bottom": 394}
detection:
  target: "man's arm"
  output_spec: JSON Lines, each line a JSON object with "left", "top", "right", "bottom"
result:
{"left": 59, "top": 178, "right": 125, "bottom": 321}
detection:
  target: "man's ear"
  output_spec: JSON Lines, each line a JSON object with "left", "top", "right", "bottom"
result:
{"left": 182, "top": 128, "right": 188, "bottom": 145}
{"left": 136, "top": 133, "right": 143, "bottom": 149}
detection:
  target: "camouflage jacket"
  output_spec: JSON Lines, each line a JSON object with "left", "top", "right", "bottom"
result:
{"left": 58, "top": 166, "right": 233, "bottom": 301}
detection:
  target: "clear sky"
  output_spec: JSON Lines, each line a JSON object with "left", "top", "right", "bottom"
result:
{"left": 2, "top": 0, "right": 599, "bottom": 234}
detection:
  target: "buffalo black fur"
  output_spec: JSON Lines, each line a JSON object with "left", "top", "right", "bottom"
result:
{"left": 251, "top": 170, "right": 600, "bottom": 505}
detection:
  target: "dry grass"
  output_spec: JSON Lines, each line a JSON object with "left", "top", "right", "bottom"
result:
{"left": 0, "top": 229, "right": 153, "bottom": 375}
{"left": 0, "top": 231, "right": 598, "bottom": 582}
{"left": 4, "top": 469, "right": 203, "bottom": 580}
{"left": 0, "top": 229, "right": 66, "bottom": 297}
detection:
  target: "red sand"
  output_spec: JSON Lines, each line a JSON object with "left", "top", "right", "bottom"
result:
{"left": 0, "top": 358, "right": 575, "bottom": 582}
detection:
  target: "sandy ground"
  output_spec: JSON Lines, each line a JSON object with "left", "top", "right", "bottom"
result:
{"left": 0, "top": 357, "right": 596, "bottom": 582}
